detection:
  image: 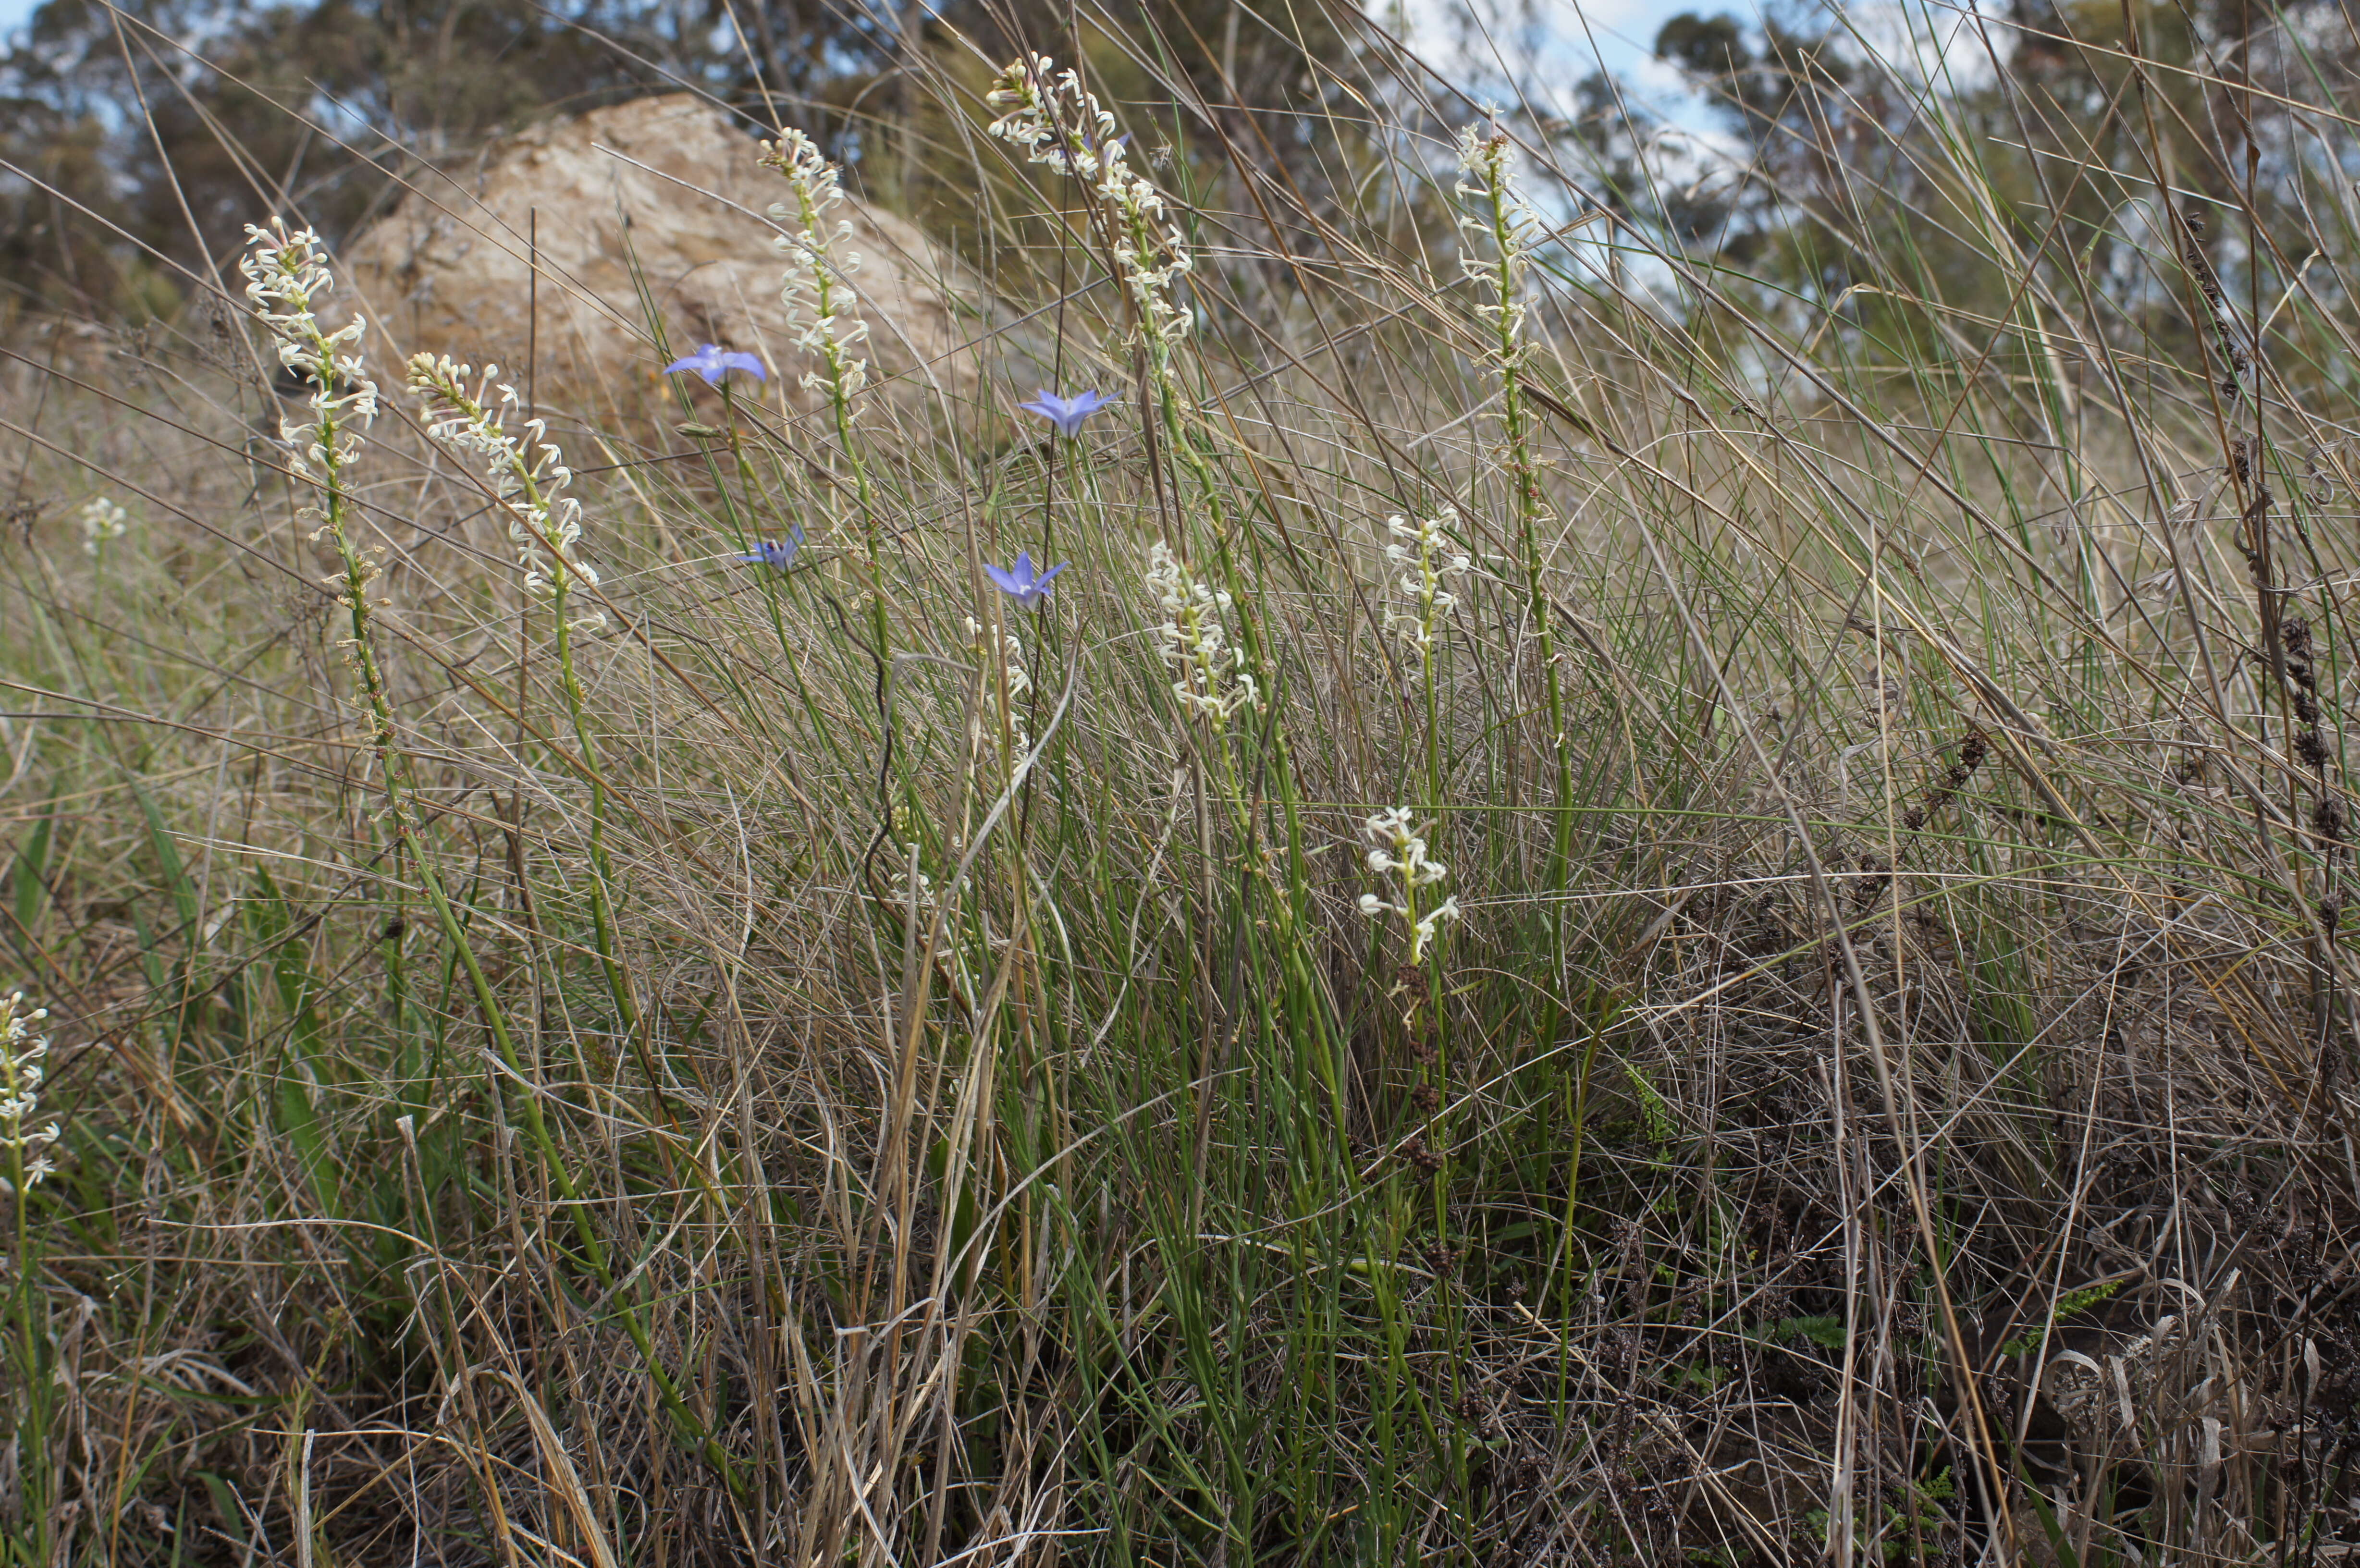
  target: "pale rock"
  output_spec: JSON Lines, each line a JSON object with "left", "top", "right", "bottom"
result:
{"left": 339, "top": 94, "right": 980, "bottom": 421}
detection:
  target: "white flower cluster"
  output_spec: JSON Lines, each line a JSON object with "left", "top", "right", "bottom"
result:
{"left": 1357, "top": 808, "right": 1461, "bottom": 964}
{"left": 405, "top": 354, "right": 598, "bottom": 604}
{"left": 79, "top": 497, "right": 128, "bottom": 556}
{"left": 966, "top": 613, "right": 1033, "bottom": 757}
{"left": 1454, "top": 128, "right": 1545, "bottom": 371}
{"left": 1382, "top": 508, "right": 1471, "bottom": 662}
{"left": 907, "top": 862, "right": 942, "bottom": 917}
{"left": 240, "top": 219, "right": 378, "bottom": 479}
{"left": 987, "top": 54, "right": 1193, "bottom": 348}
{"left": 759, "top": 131, "right": 872, "bottom": 409}
{"left": 1147, "top": 540, "right": 1257, "bottom": 726}
{"left": 0, "top": 991, "right": 57, "bottom": 1191}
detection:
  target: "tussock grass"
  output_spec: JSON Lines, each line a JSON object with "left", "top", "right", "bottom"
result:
{"left": 4, "top": 3, "right": 2360, "bottom": 1563}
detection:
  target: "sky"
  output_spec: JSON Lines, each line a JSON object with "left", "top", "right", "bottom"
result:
{"left": 1380, "top": 0, "right": 1711, "bottom": 128}
{"left": 1421, "top": 0, "right": 2008, "bottom": 143}
{"left": 1492, "top": 0, "right": 1701, "bottom": 93}
{"left": 0, "top": 0, "right": 1711, "bottom": 77}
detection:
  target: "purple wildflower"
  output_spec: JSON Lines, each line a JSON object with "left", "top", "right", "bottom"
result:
{"left": 1018, "top": 389, "right": 1114, "bottom": 438}
{"left": 733, "top": 526, "right": 805, "bottom": 569}
{"left": 983, "top": 551, "right": 1069, "bottom": 609}
{"left": 665, "top": 344, "right": 768, "bottom": 385}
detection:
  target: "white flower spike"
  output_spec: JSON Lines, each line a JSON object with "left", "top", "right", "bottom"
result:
{"left": 760, "top": 130, "right": 872, "bottom": 412}
{"left": 0, "top": 990, "right": 57, "bottom": 1192}
{"left": 239, "top": 220, "right": 378, "bottom": 484}
{"left": 79, "top": 498, "right": 129, "bottom": 556}
{"left": 1455, "top": 127, "right": 1545, "bottom": 370}
{"left": 1358, "top": 808, "right": 1461, "bottom": 964}
{"left": 987, "top": 56, "right": 1193, "bottom": 349}
{"left": 406, "top": 355, "right": 600, "bottom": 615}
{"left": 1382, "top": 507, "right": 1471, "bottom": 663}
{"left": 1147, "top": 540, "right": 1257, "bottom": 726}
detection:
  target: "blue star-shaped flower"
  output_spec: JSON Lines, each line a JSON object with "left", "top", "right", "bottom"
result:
{"left": 983, "top": 551, "right": 1069, "bottom": 609}
{"left": 732, "top": 526, "right": 805, "bottom": 569}
{"left": 1018, "top": 388, "right": 1114, "bottom": 438}
{"left": 665, "top": 343, "right": 768, "bottom": 385}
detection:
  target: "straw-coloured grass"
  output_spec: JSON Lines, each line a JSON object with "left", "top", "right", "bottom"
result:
{"left": 5, "top": 3, "right": 2360, "bottom": 1563}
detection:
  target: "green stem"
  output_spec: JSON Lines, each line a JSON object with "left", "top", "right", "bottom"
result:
{"left": 549, "top": 577, "right": 637, "bottom": 1035}
{"left": 1479, "top": 143, "right": 1575, "bottom": 1063}
{"left": 3, "top": 1114, "right": 47, "bottom": 1566}
{"left": 315, "top": 352, "right": 740, "bottom": 1492}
